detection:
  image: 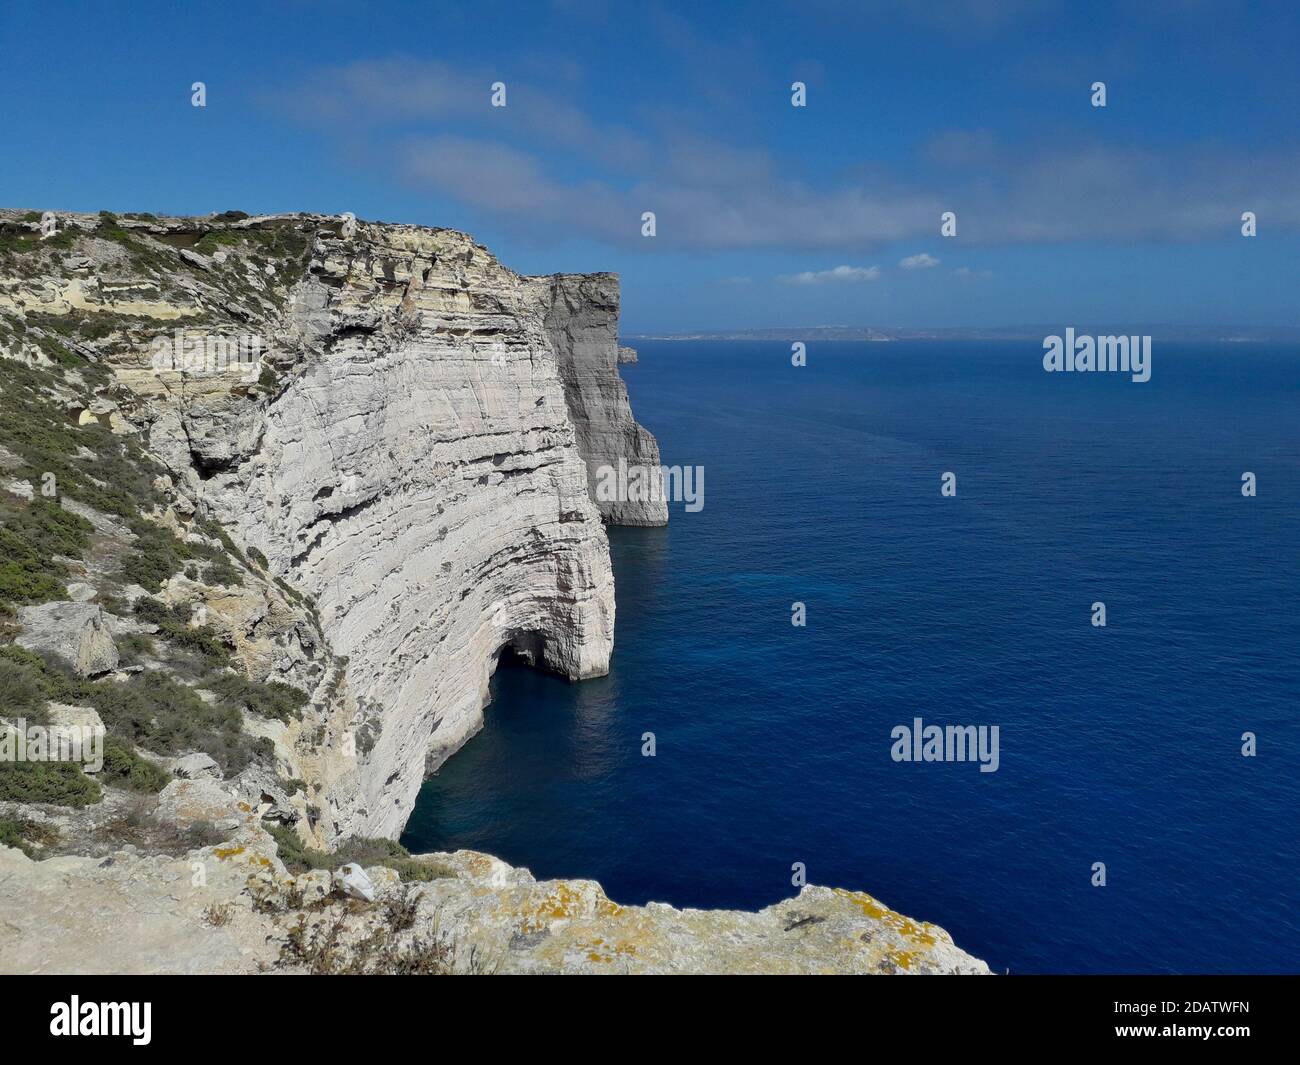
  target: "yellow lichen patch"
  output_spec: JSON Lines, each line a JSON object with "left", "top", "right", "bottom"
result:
{"left": 833, "top": 887, "right": 887, "bottom": 921}
{"left": 463, "top": 852, "right": 497, "bottom": 878}
{"left": 886, "top": 949, "right": 921, "bottom": 971}
{"left": 525, "top": 882, "right": 588, "bottom": 922}
{"left": 832, "top": 888, "right": 938, "bottom": 947}
{"left": 213, "top": 845, "right": 245, "bottom": 861}
{"left": 895, "top": 918, "right": 937, "bottom": 947}
{"left": 580, "top": 935, "right": 638, "bottom": 965}
{"left": 595, "top": 896, "right": 625, "bottom": 919}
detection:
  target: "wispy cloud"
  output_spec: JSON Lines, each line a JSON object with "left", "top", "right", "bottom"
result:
{"left": 266, "top": 57, "right": 1300, "bottom": 252}
{"left": 779, "top": 265, "right": 882, "bottom": 285}
{"left": 899, "top": 253, "right": 941, "bottom": 270}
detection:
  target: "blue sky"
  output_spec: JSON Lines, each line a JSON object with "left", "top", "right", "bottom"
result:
{"left": 2, "top": 0, "right": 1298, "bottom": 332}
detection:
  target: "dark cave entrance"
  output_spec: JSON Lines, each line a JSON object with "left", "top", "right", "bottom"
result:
{"left": 494, "top": 631, "right": 549, "bottom": 674}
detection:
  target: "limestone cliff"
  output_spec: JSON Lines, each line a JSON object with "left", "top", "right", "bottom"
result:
{"left": 187, "top": 220, "right": 633, "bottom": 839}
{"left": 0, "top": 209, "right": 659, "bottom": 843}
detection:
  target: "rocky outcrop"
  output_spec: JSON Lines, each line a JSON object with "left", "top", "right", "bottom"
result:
{"left": 0, "top": 209, "right": 666, "bottom": 845}
{"left": 0, "top": 809, "right": 990, "bottom": 975}
{"left": 15, "top": 602, "right": 119, "bottom": 677}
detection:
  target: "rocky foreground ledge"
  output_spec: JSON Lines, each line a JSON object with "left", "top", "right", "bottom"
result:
{"left": 0, "top": 780, "right": 989, "bottom": 975}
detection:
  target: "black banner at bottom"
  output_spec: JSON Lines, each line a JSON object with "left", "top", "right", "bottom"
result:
{"left": 0, "top": 973, "right": 1290, "bottom": 1051}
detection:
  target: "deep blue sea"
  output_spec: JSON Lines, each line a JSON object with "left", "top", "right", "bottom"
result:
{"left": 402, "top": 340, "right": 1299, "bottom": 974}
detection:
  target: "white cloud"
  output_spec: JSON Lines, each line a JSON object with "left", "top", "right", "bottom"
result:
{"left": 779, "top": 265, "right": 882, "bottom": 285}
{"left": 899, "top": 252, "right": 941, "bottom": 270}
{"left": 270, "top": 59, "right": 1300, "bottom": 252}
{"left": 953, "top": 266, "right": 993, "bottom": 279}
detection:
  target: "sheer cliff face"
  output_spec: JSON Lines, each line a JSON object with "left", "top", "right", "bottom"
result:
{"left": 198, "top": 223, "right": 644, "bottom": 838}
{"left": 540, "top": 274, "right": 668, "bottom": 526}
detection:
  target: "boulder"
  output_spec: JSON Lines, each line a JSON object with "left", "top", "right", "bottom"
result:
{"left": 177, "top": 248, "right": 211, "bottom": 271}
{"left": 156, "top": 778, "right": 241, "bottom": 827}
{"left": 332, "top": 863, "right": 376, "bottom": 902}
{"left": 46, "top": 702, "right": 105, "bottom": 736}
{"left": 16, "top": 602, "right": 119, "bottom": 677}
{"left": 171, "top": 752, "right": 221, "bottom": 780}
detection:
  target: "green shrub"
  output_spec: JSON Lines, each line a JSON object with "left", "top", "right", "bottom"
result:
{"left": 205, "top": 673, "right": 308, "bottom": 723}
{"left": 0, "top": 497, "right": 92, "bottom": 607}
{"left": 0, "top": 651, "right": 50, "bottom": 722}
{"left": 26, "top": 659, "right": 268, "bottom": 777}
{"left": 0, "top": 759, "right": 102, "bottom": 807}
{"left": 266, "top": 826, "right": 447, "bottom": 883}
{"left": 100, "top": 736, "right": 171, "bottom": 792}
{"left": 194, "top": 230, "right": 242, "bottom": 256}
{"left": 132, "top": 596, "right": 230, "bottom": 662}
{"left": 0, "top": 815, "right": 58, "bottom": 856}
{"left": 116, "top": 522, "right": 193, "bottom": 591}
{"left": 0, "top": 360, "right": 157, "bottom": 528}
{"left": 116, "top": 632, "right": 155, "bottom": 665}
{"left": 204, "top": 553, "right": 242, "bottom": 588}
{"left": 0, "top": 533, "right": 68, "bottom": 604}
{"left": 5, "top": 497, "right": 92, "bottom": 559}
{"left": 34, "top": 333, "right": 85, "bottom": 366}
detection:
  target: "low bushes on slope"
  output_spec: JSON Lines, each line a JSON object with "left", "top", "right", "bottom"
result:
{"left": 0, "top": 645, "right": 274, "bottom": 781}
{"left": 266, "top": 825, "right": 451, "bottom": 884}
{"left": 0, "top": 815, "right": 59, "bottom": 856}
{"left": 0, "top": 497, "right": 92, "bottom": 608}
{"left": 0, "top": 760, "right": 102, "bottom": 808}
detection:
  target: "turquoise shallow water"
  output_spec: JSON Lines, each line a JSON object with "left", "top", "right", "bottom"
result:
{"left": 402, "top": 340, "right": 1300, "bottom": 974}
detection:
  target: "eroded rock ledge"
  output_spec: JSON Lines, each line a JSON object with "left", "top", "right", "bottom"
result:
{"left": 0, "top": 782, "right": 989, "bottom": 975}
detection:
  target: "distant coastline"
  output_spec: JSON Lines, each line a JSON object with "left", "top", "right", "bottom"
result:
{"left": 626, "top": 325, "right": 1300, "bottom": 343}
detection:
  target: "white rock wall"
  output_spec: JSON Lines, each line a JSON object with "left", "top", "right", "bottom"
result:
{"left": 203, "top": 224, "right": 626, "bottom": 839}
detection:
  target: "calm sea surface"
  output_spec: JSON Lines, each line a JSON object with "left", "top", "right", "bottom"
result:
{"left": 402, "top": 340, "right": 1299, "bottom": 974}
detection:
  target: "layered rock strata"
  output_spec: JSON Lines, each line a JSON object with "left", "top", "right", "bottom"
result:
{"left": 215, "top": 224, "right": 629, "bottom": 837}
